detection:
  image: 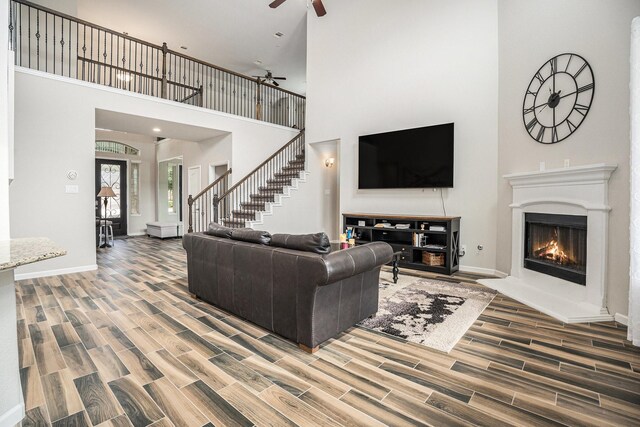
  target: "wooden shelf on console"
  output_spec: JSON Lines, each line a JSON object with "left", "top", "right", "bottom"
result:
{"left": 342, "top": 213, "right": 461, "bottom": 275}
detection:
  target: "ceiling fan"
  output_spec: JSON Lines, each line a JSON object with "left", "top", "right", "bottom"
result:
{"left": 253, "top": 70, "right": 287, "bottom": 87}
{"left": 269, "top": 0, "right": 327, "bottom": 17}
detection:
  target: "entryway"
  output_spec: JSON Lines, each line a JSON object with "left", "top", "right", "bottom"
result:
{"left": 95, "top": 159, "right": 128, "bottom": 237}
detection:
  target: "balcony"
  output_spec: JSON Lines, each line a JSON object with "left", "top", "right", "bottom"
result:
{"left": 7, "top": 0, "right": 305, "bottom": 128}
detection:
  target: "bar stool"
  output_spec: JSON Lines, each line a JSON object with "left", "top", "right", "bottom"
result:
{"left": 99, "top": 220, "right": 114, "bottom": 247}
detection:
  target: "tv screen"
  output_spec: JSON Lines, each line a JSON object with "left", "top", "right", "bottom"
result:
{"left": 358, "top": 123, "right": 454, "bottom": 189}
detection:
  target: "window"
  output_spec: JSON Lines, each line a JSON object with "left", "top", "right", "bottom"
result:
{"left": 130, "top": 162, "right": 140, "bottom": 215}
{"left": 95, "top": 140, "right": 140, "bottom": 156}
{"left": 168, "top": 164, "right": 175, "bottom": 214}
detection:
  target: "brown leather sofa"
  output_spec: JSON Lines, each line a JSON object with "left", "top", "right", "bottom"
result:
{"left": 182, "top": 227, "right": 392, "bottom": 352}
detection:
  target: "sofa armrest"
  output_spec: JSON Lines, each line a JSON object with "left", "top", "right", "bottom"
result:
{"left": 321, "top": 242, "right": 393, "bottom": 285}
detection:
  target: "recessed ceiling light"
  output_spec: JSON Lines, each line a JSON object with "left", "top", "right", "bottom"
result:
{"left": 152, "top": 127, "right": 161, "bottom": 133}
{"left": 116, "top": 72, "right": 131, "bottom": 82}
{"left": 254, "top": 60, "right": 263, "bottom": 65}
{"left": 274, "top": 32, "right": 284, "bottom": 38}
{"left": 180, "top": 46, "right": 188, "bottom": 50}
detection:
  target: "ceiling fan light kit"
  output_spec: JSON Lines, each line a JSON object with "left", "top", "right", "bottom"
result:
{"left": 253, "top": 70, "right": 287, "bottom": 87}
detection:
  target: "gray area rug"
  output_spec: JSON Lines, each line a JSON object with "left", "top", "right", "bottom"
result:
{"left": 359, "top": 271, "right": 497, "bottom": 353}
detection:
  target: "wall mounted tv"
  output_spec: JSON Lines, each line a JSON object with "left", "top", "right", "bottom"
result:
{"left": 358, "top": 123, "right": 454, "bottom": 189}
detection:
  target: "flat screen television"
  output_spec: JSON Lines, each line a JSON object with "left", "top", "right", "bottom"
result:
{"left": 358, "top": 123, "right": 454, "bottom": 189}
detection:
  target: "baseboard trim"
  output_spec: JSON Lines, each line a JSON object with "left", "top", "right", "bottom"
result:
{"left": 15, "top": 264, "right": 98, "bottom": 280}
{"left": 615, "top": 313, "right": 629, "bottom": 326}
{"left": 459, "top": 265, "right": 508, "bottom": 278}
{"left": 0, "top": 403, "right": 24, "bottom": 427}
{"left": 128, "top": 232, "right": 147, "bottom": 237}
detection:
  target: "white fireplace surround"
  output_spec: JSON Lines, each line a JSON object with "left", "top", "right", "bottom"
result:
{"left": 480, "top": 163, "right": 617, "bottom": 323}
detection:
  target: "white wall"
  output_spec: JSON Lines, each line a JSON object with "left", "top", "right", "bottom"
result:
{"left": 95, "top": 130, "right": 157, "bottom": 235}
{"left": 497, "top": 0, "right": 640, "bottom": 316}
{"left": 257, "top": 140, "right": 339, "bottom": 238}
{"left": 11, "top": 69, "right": 297, "bottom": 276}
{"left": 306, "top": 0, "right": 499, "bottom": 273}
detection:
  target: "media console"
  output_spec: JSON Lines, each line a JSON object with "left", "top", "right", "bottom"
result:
{"left": 342, "top": 213, "right": 461, "bottom": 275}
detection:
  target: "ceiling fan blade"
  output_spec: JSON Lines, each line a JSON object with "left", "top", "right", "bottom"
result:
{"left": 269, "top": 0, "right": 287, "bottom": 9}
{"left": 271, "top": 80, "right": 280, "bottom": 87}
{"left": 273, "top": 77, "right": 287, "bottom": 80}
{"left": 312, "top": 0, "right": 326, "bottom": 17}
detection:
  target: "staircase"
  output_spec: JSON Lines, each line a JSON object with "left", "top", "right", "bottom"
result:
{"left": 188, "top": 130, "right": 306, "bottom": 231}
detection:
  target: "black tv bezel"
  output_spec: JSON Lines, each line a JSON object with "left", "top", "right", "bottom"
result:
{"left": 357, "top": 122, "right": 454, "bottom": 189}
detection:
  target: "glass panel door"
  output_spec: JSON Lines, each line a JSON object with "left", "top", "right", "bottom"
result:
{"left": 95, "top": 159, "right": 128, "bottom": 237}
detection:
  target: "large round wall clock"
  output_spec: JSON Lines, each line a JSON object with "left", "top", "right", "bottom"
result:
{"left": 522, "top": 53, "right": 594, "bottom": 144}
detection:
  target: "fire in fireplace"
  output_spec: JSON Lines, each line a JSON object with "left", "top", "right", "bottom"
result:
{"left": 524, "top": 213, "right": 587, "bottom": 285}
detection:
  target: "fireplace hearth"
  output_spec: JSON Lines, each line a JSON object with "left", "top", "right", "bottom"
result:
{"left": 524, "top": 213, "right": 587, "bottom": 285}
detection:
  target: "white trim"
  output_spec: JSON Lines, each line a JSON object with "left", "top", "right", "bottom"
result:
{"left": 504, "top": 163, "right": 617, "bottom": 188}
{"left": 15, "top": 264, "right": 98, "bottom": 280}
{"left": 188, "top": 165, "right": 202, "bottom": 196}
{"left": 0, "top": 403, "right": 24, "bottom": 427}
{"left": 208, "top": 161, "right": 231, "bottom": 185}
{"left": 615, "top": 313, "right": 629, "bottom": 326}
{"left": 16, "top": 66, "right": 296, "bottom": 132}
{"left": 459, "top": 265, "right": 508, "bottom": 278}
{"left": 127, "top": 232, "right": 147, "bottom": 237}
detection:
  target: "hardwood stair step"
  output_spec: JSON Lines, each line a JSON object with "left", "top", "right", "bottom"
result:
{"left": 222, "top": 218, "right": 246, "bottom": 228}
{"left": 267, "top": 178, "right": 293, "bottom": 186}
{"left": 273, "top": 171, "right": 301, "bottom": 179}
{"left": 240, "top": 202, "right": 266, "bottom": 210}
{"left": 231, "top": 211, "right": 257, "bottom": 220}
{"left": 259, "top": 185, "right": 285, "bottom": 193}
{"left": 250, "top": 194, "right": 276, "bottom": 202}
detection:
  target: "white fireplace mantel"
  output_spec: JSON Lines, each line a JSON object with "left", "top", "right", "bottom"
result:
{"left": 480, "top": 163, "right": 618, "bottom": 323}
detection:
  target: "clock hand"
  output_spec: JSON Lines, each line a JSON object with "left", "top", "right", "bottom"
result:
{"left": 531, "top": 90, "right": 564, "bottom": 110}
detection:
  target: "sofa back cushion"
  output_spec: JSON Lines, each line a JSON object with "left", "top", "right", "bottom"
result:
{"left": 206, "top": 222, "right": 235, "bottom": 238}
{"left": 271, "top": 232, "right": 331, "bottom": 254}
{"left": 231, "top": 229, "right": 272, "bottom": 245}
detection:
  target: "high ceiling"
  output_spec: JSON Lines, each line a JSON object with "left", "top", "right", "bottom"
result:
{"left": 43, "top": 0, "right": 309, "bottom": 94}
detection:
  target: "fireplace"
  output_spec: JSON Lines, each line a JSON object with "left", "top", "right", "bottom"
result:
{"left": 524, "top": 213, "right": 587, "bottom": 285}
{"left": 479, "top": 164, "right": 616, "bottom": 323}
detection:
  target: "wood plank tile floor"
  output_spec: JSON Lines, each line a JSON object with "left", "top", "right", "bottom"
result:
{"left": 16, "top": 236, "right": 640, "bottom": 427}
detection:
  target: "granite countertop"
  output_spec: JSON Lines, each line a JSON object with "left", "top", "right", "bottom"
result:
{"left": 0, "top": 238, "right": 67, "bottom": 271}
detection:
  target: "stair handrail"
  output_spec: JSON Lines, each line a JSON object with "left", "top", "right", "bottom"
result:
{"left": 215, "top": 129, "right": 305, "bottom": 226}
{"left": 218, "top": 129, "right": 305, "bottom": 201}
{"left": 187, "top": 168, "right": 232, "bottom": 233}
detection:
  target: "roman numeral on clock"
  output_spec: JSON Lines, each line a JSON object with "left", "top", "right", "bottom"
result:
{"left": 567, "top": 119, "right": 577, "bottom": 133}
{"left": 577, "top": 83, "right": 594, "bottom": 93}
{"left": 526, "top": 117, "right": 538, "bottom": 132}
{"left": 551, "top": 127, "right": 559, "bottom": 143}
{"left": 535, "top": 126, "right": 545, "bottom": 142}
{"left": 535, "top": 72, "right": 545, "bottom": 84}
{"left": 575, "top": 104, "right": 589, "bottom": 116}
{"left": 524, "top": 106, "right": 535, "bottom": 115}
{"left": 574, "top": 62, "right": 587, "bottom": 78}
{"left": 550, "top": 57, "right": 557, "bottom": 74}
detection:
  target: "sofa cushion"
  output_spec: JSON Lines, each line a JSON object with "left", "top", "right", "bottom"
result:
{"left": 205, "top": 222, "right": 235, "bottom": 238}
{"left": 231, "top": 229, "right": 271, "bottom": 245}
{"left": 271, "top": 232, "right": 331, "bottom": 254}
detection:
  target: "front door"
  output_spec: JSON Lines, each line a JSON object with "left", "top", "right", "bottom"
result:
{"left": 95, "top": 159, "right": 128, "bottom": 237}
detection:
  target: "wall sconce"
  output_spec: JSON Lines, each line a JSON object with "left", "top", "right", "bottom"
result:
{"left": 324, "top": 157, "right": 335, "bottom": 168}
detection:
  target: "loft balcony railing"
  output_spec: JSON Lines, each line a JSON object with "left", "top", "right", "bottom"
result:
{"left": 7, "top": 0, "right": 305, "bottom": 128}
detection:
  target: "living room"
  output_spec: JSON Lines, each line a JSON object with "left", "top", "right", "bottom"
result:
{"left": 1, "top": 0, "right": 639, "bottom": 426}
